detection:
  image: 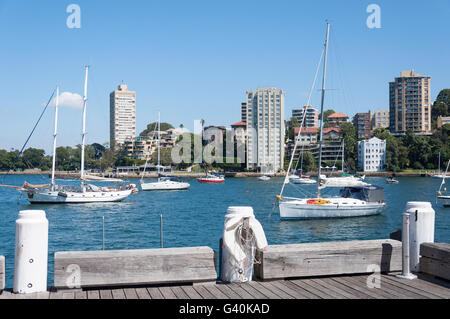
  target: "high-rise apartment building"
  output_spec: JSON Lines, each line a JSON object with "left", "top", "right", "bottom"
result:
{"left": 110, "top": 84, "right": 136, "bottom": 149}
{"left": 241, "top": 102, "right": 247, "bottom": 123}
{"left": 353, "top": 111, "right": 372, "bottom": 139}
{"left": 372, "top": 110, "right": 389, "bottom": 129}
{"left": 292, "top": 105, "right": 319, "bottom": 127}
{"left": 245, "top": 88, "right": 285, "bottom": 172}
{"left": 389, "top": 70, "right": 431, "bottom": 135}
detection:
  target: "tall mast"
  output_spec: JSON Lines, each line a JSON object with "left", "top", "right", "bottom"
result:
{"left": 316, "top": 22, "right": 330, "bottom": 198}
{"left": 80, "top": 66, "right": 89, "bottom": 190}
{"left": 51, "top": 86, "right": 59, "bottom": 191}
{"left": 157, "top": 111, "right": 160, "bottom": 178}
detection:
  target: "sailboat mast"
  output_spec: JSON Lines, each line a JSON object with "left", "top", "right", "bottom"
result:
{"left": 157, "top": 111, "right": 160, "bottom": 178}
{"left": 51, "top": 86, "right": 59, "bottom": 191}
{"left": 316, "top": 22, "right": 330, "bottom": 198}
{"left": 80, "top": 66, "right": 89, "bottom": 190}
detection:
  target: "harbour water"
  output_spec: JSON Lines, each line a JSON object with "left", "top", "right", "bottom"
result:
{"left": 0, "top": 174, "right": 448, "bottom": 288}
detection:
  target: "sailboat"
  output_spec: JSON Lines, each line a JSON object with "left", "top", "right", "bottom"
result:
{"left": 20, "top": 67, "right": 134, "bottom": 203}
{"left": 140, "top": 112, "right": 190, "bottom": 191}
{"left": 276, "top": 23, "right": 386, "bottom": 219}
{"left": 437, "top": 160, "right": 450, "bottom": 207}
{"left": 431, "top": 152, "right": 449, "bottom": 179}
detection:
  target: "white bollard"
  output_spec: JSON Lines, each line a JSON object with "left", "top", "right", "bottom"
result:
{"left": 405, "top": 201, "right": 435, "bottom": 272}
{"left": 13, "top": 210, "right": 49, "bottom": 293}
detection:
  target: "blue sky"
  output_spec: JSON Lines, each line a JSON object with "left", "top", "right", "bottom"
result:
{"left": 0, "top": 0, "right": 449, "bottom": 153}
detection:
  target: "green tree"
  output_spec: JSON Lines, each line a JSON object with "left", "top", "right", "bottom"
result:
{"left": 139, "top": 122, "right": 174, "bottom": 137}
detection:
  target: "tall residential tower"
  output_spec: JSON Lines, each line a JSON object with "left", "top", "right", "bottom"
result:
{"left": 389, "top": 70, "right": 431, "bottom": 135}
{"left": 245, "top": 88, "right": 285, "bottom": 172}
{"left": 110, "top": 84, "right": 136, "bottom": 149}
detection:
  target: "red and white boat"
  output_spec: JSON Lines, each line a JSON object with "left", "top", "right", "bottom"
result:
{"left": 197, "top": 172, "right": 225, "bottom": 183}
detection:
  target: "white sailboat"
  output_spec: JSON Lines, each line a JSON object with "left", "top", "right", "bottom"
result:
{"left": 140, "top": 112, "right": 190, "bottom": 191}
{"left": 431, "top": 152, "right": 449, "bottom": 179}
{"left": 21, "top": 67, "right": 134, "bottom": 203}
{"left": 277, "top": 23, "right": 386, "bottom": 220}
{"left": 437, "top": 159, "right": 450, "bottom": 207}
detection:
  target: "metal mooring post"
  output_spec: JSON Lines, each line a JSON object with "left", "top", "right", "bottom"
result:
{"left": 396, "top": 212, "right": 417, "bottom": 280}
{"left": 160, "top": 214, "right": 163, "bottom": 248}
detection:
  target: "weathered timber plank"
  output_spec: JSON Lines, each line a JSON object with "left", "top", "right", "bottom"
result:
{"left": 238, "top": 282, "right": 269, "bottom": 299}
{"left": 384, "top": 274, "right": 450, "bottom": 299}
{"left": 170, "top": 286, "right": 190, "bottom": 299}
{"left": 329, "top": 277, "right": 378, "bottom": 299}
{"left": 248, "top": 281, "right": 282, "bottom": 299}
{"left": 123, "top": 288, "right": 139, "bottom": 299}
{"left": 87, "top": 290, "right": 100, "bottom": 299}
{"left": 99, "top": 289, "right": 113, "bottom": 299}
{"left": 146, "top": 287, "right": 164, "bottom": 299}
{"left": 214, "top": 284, "right": 243, "bottom": 299}
{"left": 255, "top": 281, "right": 295, "bottom": 299}
{"left": 135, "top": 287, "right": 151, "bottom": 299}
{"left": 338, "top": 275, "right": 397, "bottom": 299}
{"left": 283, "top": 280, "right": 321, "bottom": 299}
{"left": 304, "top": 279, "right": 348, "bottom": 299}
{"left": 202, "top": 284, "right": 229, "bottom": 299}
{"left": 420, "top": 243, "right": 450, "bottom": 263}
{"left": 224, "top": 283, "right": 255, "bottom": 299}
{"left": 311, "top": 278, "right": 360, "bottom": 299}
{"left": 158, "top": 286, "right": 177, "bottom": 299}
{"left": 255, "top": 239, "right": 402, "bottom": 280}
{"left": 0, "top": 256, "right": 4, "bottom": 291}
{"left": 54, "top": 246, "right": 217, "bottom": 289}
{"left": 269, "top": 280, "right": 311, "bottom": 299}
{"left": 192, "top": 284, "right": 216, "bottom": 299}
{"left": 380, "top": 275, "right": 442, "bottom": 299}
{"left": 75, "top": 290, "right": 87, "bottom": 299}
{"left": 352, "top": 275, "right": 411, "bottom": 299}
{"left": 181, "top": 286, "right": 202, "bottom": 299}
{"left": 420, "top": 257, "right": 450, "bottom": 281}
{"left": 111, "top": 288, "right": 126, "bottom": 299}
{"left": 288, "top": 279, "right": 332, "bottom": 299}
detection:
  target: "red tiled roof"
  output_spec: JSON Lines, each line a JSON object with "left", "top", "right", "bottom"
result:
{"left": 327, "top": 112, "right": 348, "bottom": 119}
{"left": 231, "top": 121, "right": 246, "bottom": 127}
{"left": 323, "top": 127, "right": 340, "bottom": 134}
{"left": 294, "top": 127, "right": 319, "bottom": 134}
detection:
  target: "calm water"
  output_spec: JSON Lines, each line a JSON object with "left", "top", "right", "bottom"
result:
{"left": 0, "top": 174, "right": 449, "bottom": 288}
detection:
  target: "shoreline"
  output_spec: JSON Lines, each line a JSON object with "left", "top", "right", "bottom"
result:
{"left": 0, "top": 170, "right": 439, "bottom": 178}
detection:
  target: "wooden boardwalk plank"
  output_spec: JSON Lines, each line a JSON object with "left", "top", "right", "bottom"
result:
{"left": 181, "top": 286, "right": 202, "bottom": 299}
{"left": 202, "top": 284, "right": 229, "bottom": 299}
{"left": 283, "top": 280, "right": 321, "bottom": 299}
{"left": 312, "top": 278, "right": 361, "bottom": 299}
{"left": 256, "top": 281, "right": 295, "bottom": 299}
{"left": 352, "top": 275, "right": 411, "bottom": 299}
{"left": 99, "top": 289, "right": 113, "bottom": 299}
{"left": 62, "top": 291, "right": 75, "bottom": 299}
{"left": 248, "top": 282, "right": 282, "bottom": 299}
{"left": 331, "top": 277, "right": 379, "bottom": 299}
{"left": 147, "top": 287, "right": 164, "bottom": 299}
{"left": 171, "top": 286, "right": 190, "bottom": 299}
{"left": 238, "top": 282, "right": 269, "bottom": 299}
{"left": 75, "top": 290, "right": 87, "bottom": 299}
{"left": 291, "top": 279, "right": 339, "bottom": 299}
{"left": 158, "top": 286, "right": 177, "bottom": 299}
{"left": 269, "top": 280, "right": 311, "bottom": 299}
{"left": 214, "top": 284, "right": 243, "bottom": 299}
{"left": 378, "top": 276, "right": 439, "bottom": 299}
{"left": 193, "top": 284, "right": 217, "bottom": 299}
{"left": 342, "top": 275, "right": 400, "bottom": 299}
{"left": 383, "top": 274, "right": 450, "bottom": 299}
{"left": 87, "top": 290, "right": 100, "bottom": 299}
{"left": 123, "top": 288, "right": 139, "bottom": 299}
{"left": 135, "top": 287, "right": 151, "bottom": 299}
{"left": 49, "top": 290, "right": 65, "bottom": 299}
{"left": 226, "top": 283, "right": 255, "bottom": 299}
{"left": 111, "top": 288, "right": 126, "bottom": 299}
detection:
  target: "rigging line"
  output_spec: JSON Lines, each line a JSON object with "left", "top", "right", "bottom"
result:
{"left": 17, "top": 89, "right": 56, "bottom": 159}
{"left": 279, "top": 47, "right": 325, "bottom": 197}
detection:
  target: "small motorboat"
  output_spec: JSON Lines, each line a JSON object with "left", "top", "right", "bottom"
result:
{"left": 292, "top": 177, "right": 316, "bottom": 184}
{"left": 197, "top": 172, "right": 225, "bottom": 183}
{"left": 258, "top": 175, "right": 271, "bottom": 181}
{"left": 386, "top": 177, "right": 399, "bottom": 184}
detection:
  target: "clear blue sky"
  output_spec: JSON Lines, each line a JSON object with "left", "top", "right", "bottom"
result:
{"left": 0, "top": 0, "right": 449, "bottom": 153}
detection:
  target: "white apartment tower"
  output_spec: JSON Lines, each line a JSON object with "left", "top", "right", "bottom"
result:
{"left": 245, "top": 88, "right": 285, "bottom": 172}
{"left": 110, "top": 84, "right": 136, "bottom": 149}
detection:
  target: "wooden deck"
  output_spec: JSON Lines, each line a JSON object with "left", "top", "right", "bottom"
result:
{"left": 1, "top": 272, "right": 449, "bottom": 299}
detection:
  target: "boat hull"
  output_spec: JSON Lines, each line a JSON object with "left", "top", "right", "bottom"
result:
{"left": 24, "top": 189, "right": 132, "bottom": 204}
{"left": 279, "top": 198, "right": 385, "bottom": 220}
{"left": 438, "top": 196, "right": 450, "bottom": 207}
{"left": 291, "top": 178, "right": 316, "bottom": 184}
{"left": 140, "top": 181, "right": 190, "bottom": 191}
{"left": 197, "top": 178, "right": 224, "bottom": 183}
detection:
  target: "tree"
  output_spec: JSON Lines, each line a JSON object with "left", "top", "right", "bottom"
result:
{"left": 139, "top": 122, "right": 174, "bottom": 137}
{"left": 339, "top": 122, "right": 357, "bottom": 171}
{"left": 431, "top": 89, "right": 450, "bottom": 128}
